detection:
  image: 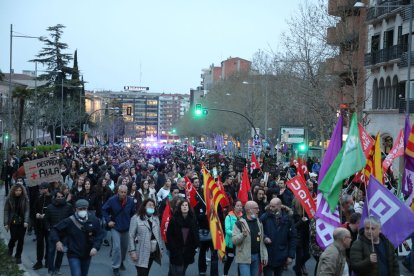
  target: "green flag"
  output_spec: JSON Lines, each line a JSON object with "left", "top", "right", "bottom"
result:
{"left": 319, "top": 113, "right": 366, "bottom": 212}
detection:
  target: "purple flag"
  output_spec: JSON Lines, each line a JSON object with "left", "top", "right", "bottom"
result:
{"left": 403, "top": 115, "right": 414, "bottom": 196}
{"left": 361, "top": 176, "right": 414, "bottom": 248}
{"left": 404, "top": 114, "right": 411, "bottom": 149}
{"left": 315, "top": 115, "right": 343, "bottom": 249}
{"left": 318, "top": 115, "right": 343, "bottom": 181}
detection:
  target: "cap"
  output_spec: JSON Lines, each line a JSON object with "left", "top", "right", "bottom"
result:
{"left": 309, "top": 173, "right": 317, "bottom": 178}
{"left": 40, "top": 182, "right": 49, "bottom": 189}
{"left": 75, "top": 199, "right": 89, "bottom": 209}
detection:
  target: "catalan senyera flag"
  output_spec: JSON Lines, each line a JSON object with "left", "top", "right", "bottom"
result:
{"left": 372, "top": 133, "right": 383, "bottom": 184}
{"left": 202, "top": 168, "right": 226, "bottom": 258}
{"left": 216, "top": 176, "right": 230, "bottom": 208}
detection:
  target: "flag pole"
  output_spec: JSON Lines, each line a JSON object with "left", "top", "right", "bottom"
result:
{"left": 364, "top": 179, "right": 375, "bottom": 252}
{"left": 196, "top": 189, "right": 207, "bottom": 206}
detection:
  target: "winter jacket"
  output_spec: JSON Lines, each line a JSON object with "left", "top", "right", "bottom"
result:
{"left": 350, "top": 229, "right": 399, "bottom": 276}
{"left": 34, "top": 194, "right": 52, "bottom": 231}
{"left": 224, "top": 212, "right": 238, "bottom": 248}
{"left": 128, "top": 214, "right": 165, "bottom": 268}
{"left": 316, "top": 242, "right": 346, "bottom": 276}
{"left": 260, "top": 210, "right": 296, "bottom": 267}
{"left": 44, "top": 200, "right": 73, "bottom": 230}
{"left": 232, "top": 217, "right": 268, "bottom": 264}
{"left": 50, "top": 213, "right": 105, "bottom": 259}
{"left": 102, "top": 195, "right": 135, "bottom": 233}
{"left": 4, "top": 194, "right": 29, "bottom": 227}
{"left": 166, "top": 214, "right": 199, "bottom": 266}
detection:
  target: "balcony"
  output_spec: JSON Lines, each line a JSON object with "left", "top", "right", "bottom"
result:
{"left": 399, "top": 100, "right": 414, "bottom": 113}
{"left": 328, "top": 0, "right": 358, "bottom": 16}
{"left": 365, "top": 45, "right": 404, "bottom": 66}
{"left": 398, "top": 50, "right": 414, "bottom": 67}
{"left": 326, "top": 51, "right": 360, "bottom": 75}
{"left": 366, "top": 0, "right": 409, "bottom": 22}
{"left": 327, "top": 17, "right": 360, "bottom": 45}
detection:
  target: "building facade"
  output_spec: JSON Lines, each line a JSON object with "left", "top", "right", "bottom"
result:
{"left": 158, "top": 93, "right": 190, "bottom": 134}
{"left": 363, "top": 0, "right": 411, "bottom": 153}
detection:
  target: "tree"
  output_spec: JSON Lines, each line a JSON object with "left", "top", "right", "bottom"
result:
{"left": 12, "top": 86, "right": 32, "bottom": 146}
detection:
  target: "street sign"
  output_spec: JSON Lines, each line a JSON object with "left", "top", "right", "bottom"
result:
{"left": 254, "top": 134, "right": 260, "bottom": 140}
{"left": 280, "top": 127, "right": 305, "bottom": 144}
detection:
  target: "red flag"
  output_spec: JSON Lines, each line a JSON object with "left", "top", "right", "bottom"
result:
{"left": 216, "top": 176, "right": 230, "bottom": 208}
{"left": 299, "top": 158, "right": 309, "bottom": 176}
{"left": 161, "top": 201, "right": 171, "bottom": 241}
{"left": 238, "top": 167, "right": 251, "bottom": 205}
{"left": 184, "top": 176, "right": 197, "bottom": 208}
{"left": 62, "top": 140, "right": 71, "bottom": 149}
{"left": 358, "top": 123, "right": 375, "bottom": 159}
{"left": 286, "top": 176, "right": 316, "bottom": 219}
{"left": 383, "top": 129, "right": 404, "bottom": 172}
{"left": 250, "top": 153, "right": 260, "bottom": 172}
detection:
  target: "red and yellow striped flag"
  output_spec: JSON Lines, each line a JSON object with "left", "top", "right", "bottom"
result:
{"left": 202, "top": 168, "right": 226, "bottom": 258}
{"left": 373, "top": 133, "right": 383, "bottom": 183}
{"left": 406, "top": 125, "right": 414, "bottom": 158}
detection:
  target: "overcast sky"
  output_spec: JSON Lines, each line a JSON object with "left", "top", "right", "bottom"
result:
{"left": 1, "top": 0, "right": 308, "bottom": 94}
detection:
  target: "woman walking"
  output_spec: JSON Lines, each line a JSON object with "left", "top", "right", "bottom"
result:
{"left": 166, "top": 199, "right": 199, "bottom": 276}
{"left": 129, "top": 198, "right": 165, "bottom": 276}
{"left": 224, "top": 200, "right": 243, "bottom": 276}
{"left": 3, "top": 183, "right": 30, "bottom": 264}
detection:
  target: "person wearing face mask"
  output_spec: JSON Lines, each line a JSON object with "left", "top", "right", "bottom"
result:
{"left": 44, "top": 191, "right": 73, "bottom": 275}
{"left": 129, "top": 198, "right": 165, "bottom": 276}
{"left": 232, "top": 201, "right": 268, "bottom": 276}
{"left": 260, "top": 198, "right": 296, "bottom": 276}
{"left": 50, "top": 199, "right": 105, "bottom": 276}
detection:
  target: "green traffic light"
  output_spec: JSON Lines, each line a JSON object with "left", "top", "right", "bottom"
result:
{"left": 195, "top": 109, "right": 202, "bottom": 116}
{"left": 171, "top": 128, "right": 176, "bottom": 134}
{"left": 298, "top": 143, "right": 307, "bottom": 152}
{"left": 195, "top": 103, "right": 202, "bottom": 116}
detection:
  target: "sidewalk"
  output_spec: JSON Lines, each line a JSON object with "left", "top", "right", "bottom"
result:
{"left": 0, "top": 185, "right": 37, "bottom": 276}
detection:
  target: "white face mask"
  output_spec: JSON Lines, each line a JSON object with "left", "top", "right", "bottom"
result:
{"left": 77, "top": 210, "right": 87, "bottom": 218}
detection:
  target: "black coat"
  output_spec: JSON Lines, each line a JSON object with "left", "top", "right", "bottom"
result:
{"left": 166, "top": 214, "right": 199, "bottom": 266}
{"left": 34, "top": 194, "right": 52, "bottom": 231}
{"left": 44, "top": 200, "right": 73, "bottom": 230}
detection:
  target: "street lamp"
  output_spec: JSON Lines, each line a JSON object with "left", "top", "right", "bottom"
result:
{"left": 354, "top": 1, "right": 413, "bottom": 114}
{"left": 8, "top": 24, "right": 43, "bottom": 149}
{"left": 243, "top": 80, "right": 269, "bottom": 140}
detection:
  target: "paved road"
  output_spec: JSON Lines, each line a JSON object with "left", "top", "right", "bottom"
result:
{"left": 1, "top": 186, "right": 413, "bottom": 276}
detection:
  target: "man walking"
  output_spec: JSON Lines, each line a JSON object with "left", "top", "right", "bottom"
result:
{"left": 260, "top": 198, "right": 296, "bottom": 276}
{"left": 102, "top": 184, "right": 135, "bottom": 276}
{"left": 350, "top": 217, "right": 399, "bottom": 276}
{"left": 316, "top": 227, "right": 351, "bottom": 275}
{"left": 232, "top": 200, "right": 268, "bottom": 276}
{"left": 50, "top": 199, "right": 104, "bottom": 276}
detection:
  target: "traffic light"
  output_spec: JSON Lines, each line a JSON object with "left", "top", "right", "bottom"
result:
{"left": 195, "top": 104, "right": 202, "bottom": 116}
{"left": 4, "top": 132, "right": 9, "bottom": 141}
{"left": 171, "top": 128, "right": 176, "bottom": 134}
{"left": 202, "top": 108, "right": 208, "bottom": 115}
{"left": 298, "top": 143, "right": 308, "bottom": 152}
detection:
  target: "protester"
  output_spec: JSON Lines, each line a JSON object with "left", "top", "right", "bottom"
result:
{"left": 102, "top": 184, "right": 136, "bottom": 276}
{"left": 128, "top": 198, "right": 165, "bottom": 276}
{"left": 50, "top": 199, "right": 105, "bottom": 276}
{"left": 3, "top": 183, "right": 30, "bottom": 264}
{"left": 224, "top": 199, "right": 243, "bottom": 276}
{"left": 292, "top": 197, "right": 310, "bottom": 276}
{"left": 261, "top": 198, "right": 296, "bottom": 276}
{"left": 350, "top": 216, "right": 399, "bottom": 276}
{"left": 232, "top": 200, "right": 268, "bottom": 276}
{"left": 166, "top": 199, "right": 199, "bottom": 276}
{"left": 44, "top": 190, "right": 73, "bottom": 275}
{"left": 33, "top": 182, "right": 53, "bottom": 270}
{"left": 316, "top": 228, "right": 351, "bottom": 275}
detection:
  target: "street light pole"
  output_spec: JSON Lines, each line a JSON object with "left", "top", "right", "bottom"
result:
{"left": 407, "top": 0, "right": 413, "bottom": 114}
{"left": 60, "top": 76, "right": 63, "bottom": 145}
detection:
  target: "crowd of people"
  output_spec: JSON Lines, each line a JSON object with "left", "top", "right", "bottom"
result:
{"left": 1, "top": 143, "right": 410, "bottom": 276}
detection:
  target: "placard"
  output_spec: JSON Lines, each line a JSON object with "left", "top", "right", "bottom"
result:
{"left": 23, "top": 157, "right": 63, "bottom": 187}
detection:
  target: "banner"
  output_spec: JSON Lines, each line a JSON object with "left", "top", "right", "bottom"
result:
{"left": 286, "top": 176, "right": 316, "bottom": 219}
{"left": 23, "top": 157, "right": 63, "bottom": 187}
{"left": 383, "top": 129, "right": 404, "bottom": 172}
{"left": 358, "top": 122, "right": 375, "bottom": 159}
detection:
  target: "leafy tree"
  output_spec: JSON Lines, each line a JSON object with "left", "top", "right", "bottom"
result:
{"left": 12, "top": 86, "right": 32, "bottom": 146}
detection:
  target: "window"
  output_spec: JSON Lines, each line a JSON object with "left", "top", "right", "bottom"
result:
{"left": 372, "top": 76, "right": 400, "bottom": 110}
{"left": 372, "top": 79, "right": 378, "bottom": 109}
